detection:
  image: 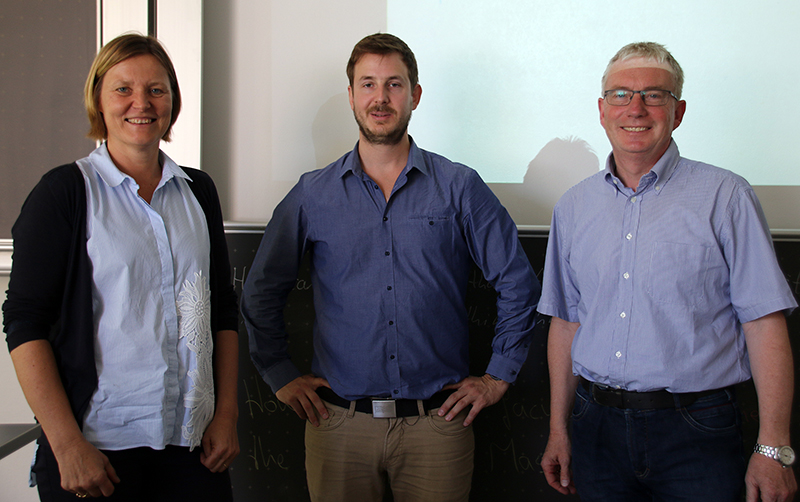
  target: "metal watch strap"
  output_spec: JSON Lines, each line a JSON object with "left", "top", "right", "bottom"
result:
{"left": 754, "top": 443, "right": 780, "bottom": 460}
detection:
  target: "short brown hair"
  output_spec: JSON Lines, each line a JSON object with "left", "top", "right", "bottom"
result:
{"left": 84, "top": 33, "right": 182, "bottom": 141}
{"left": 346, "top": 33, "right": 418, "bottom": 88}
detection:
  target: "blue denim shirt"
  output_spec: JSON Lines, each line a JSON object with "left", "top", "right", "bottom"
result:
{"left": 538, "top": 140, "right": 797, "bottom": 393}
{"left": 242, "top": 140, "right": 540, "bottom": 400}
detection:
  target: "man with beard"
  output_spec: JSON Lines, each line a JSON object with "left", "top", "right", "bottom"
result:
{"left": 241, "top": 33, "right": 539, "bottom": 502}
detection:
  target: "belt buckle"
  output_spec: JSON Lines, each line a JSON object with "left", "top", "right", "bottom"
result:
{"left": 371, "top": 399, "right": 397, "bottom": 418}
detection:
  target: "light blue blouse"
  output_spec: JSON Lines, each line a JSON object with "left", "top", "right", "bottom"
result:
{"left": 77, "top": 144, "right": 213, "bottom": 451}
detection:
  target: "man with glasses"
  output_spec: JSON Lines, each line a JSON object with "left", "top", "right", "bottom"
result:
{"left": 538, "top": 42, "right": 797, "bottom": 501}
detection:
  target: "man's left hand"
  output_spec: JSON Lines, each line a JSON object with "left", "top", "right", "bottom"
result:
{"left": 438, "top": 374, "right": 510, "bottom": 427}
{"left": 745, "top": 452, "right": 797, "bottom": 502}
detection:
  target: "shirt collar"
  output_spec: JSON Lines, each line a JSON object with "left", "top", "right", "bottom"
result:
{"left": 603, "top": 139, "right": 681, "bottom": 194}
{"left": 338, "top": 136, "right": 428, "bottom": 179}
{"left": 88, "top": 143, "right": 191, "bottom": 188}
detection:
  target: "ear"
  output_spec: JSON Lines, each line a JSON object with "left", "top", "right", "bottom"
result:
{"left": 672, "top": 100, "right": 687, "bottom": 131}
{"left": 411, "top": 84, "right": 422, "bottom": 111}
{"left": 598, "top": 97, "right": 606, "bottom": 129}
{"left": 348, "top": 85, "right": 354, "bottom": 111}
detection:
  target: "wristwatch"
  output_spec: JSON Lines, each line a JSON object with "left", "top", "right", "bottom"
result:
{"left": 754, "top": 443, "right": 796, "bottom": 468}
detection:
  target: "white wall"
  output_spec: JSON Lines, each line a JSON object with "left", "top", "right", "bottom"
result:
{"left": 201, "top": 0, "right": 387, "bottom": 224}
{"left": 200, "top": 0, "right": 800, "bottom": 230}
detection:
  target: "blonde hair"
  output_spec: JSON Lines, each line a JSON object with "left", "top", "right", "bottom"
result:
{"left": 84, "top": 33, "right": 181, "bottom": 141}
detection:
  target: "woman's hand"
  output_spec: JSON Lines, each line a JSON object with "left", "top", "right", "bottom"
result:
{"left": 202, "top": 329, "right": 240, "bottom": 472}
{"left": 54, "top": 436, "right": 120, "bottom": 497}
{"left": 200, "top": 413, "right": 240, "bottom": 473}
{"left": 10, "top": 340, "right": 120, "bottom": 496}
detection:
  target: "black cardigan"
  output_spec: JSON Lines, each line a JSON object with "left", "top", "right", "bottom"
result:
{"left": 3, "top": 162, "right": 239, "bottom": 425}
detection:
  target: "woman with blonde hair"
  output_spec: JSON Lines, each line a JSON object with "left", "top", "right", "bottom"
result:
{"left": 4, "top": 33, "right": 239, "bottom": 501}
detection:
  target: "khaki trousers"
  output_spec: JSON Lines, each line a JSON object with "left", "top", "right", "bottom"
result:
{"left": 305, "top": 400, "right": 474, "bottom": 502}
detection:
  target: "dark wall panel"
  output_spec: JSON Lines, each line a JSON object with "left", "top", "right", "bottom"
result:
{"left": 0, "top": 0, "right": 96, "bottom": 238}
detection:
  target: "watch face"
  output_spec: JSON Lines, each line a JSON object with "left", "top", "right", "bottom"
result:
{"left": 778, "top": 446, "right": 796, "bottom": 466}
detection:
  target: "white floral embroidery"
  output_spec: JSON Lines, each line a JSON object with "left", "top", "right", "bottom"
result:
{"left": 176, "top": 271, "right": 215, "bottom": 450}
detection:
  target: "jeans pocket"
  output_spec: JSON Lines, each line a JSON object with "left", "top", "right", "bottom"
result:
{"left": 679, "top": 391, "right": 739, "bottom": 434}
{"left": 425, "top": 409, "right": 472, "bottom": 437}
{"left": 314, "top": 402, "right": 348, "bottom": 431}
{"left": 572, "top": 386, "right": 591, "bottom": 421}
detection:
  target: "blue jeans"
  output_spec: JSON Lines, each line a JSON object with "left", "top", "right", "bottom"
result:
{"left": 571, "top": 383, "right": 746, "bottom": 501}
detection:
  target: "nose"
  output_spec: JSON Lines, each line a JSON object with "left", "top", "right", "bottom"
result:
{"left": 374, "top": 85, "right": 389, "bottom": 105}
{"left": 131, "top": 89, "right": 152, "bottom": 110}
{"left": 626, "top": 93, "right": 646, "bottom": 116}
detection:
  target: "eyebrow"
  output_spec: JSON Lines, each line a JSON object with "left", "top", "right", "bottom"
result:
{"left": 358, "top": 75, "right": 405, "bottom": 82}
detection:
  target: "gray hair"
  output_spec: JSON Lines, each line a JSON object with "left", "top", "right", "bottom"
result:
{"left": 601, "top": 42, "right": 684, "bottom": 99}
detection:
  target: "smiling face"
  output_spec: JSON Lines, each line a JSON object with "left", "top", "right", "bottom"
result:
{"left": 599, "top": 60, "right": 686, "bottom": 175}
{"left": 99, "top": 54, "right": 173, "bottom": 156}
{"left": 348, "top": 52, "right": 421, "bottom": 146}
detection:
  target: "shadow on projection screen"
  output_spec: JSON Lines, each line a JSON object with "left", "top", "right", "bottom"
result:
{"left": 388, "top": 0, "right": 800, "bottom": 227}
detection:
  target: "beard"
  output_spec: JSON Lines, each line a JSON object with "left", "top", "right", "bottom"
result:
{"left": 353, "top": 104, "right": 412, "bottom": 146}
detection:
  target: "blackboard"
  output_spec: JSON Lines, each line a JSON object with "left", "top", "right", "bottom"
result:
{"left": 225, "top": 225, "right": 800, "bottom": 501}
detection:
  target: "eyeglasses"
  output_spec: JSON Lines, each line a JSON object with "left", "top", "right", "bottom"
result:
{"left": 603, "top": 89, "right": 678, "bottom": 106}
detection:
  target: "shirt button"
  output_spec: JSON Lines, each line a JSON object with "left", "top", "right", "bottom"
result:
{"left": 387, "top": 286, "right": 392, "bottom": 291}
{"left": 655, "top": 185, "right": 661, "bottom": 191}
{"left": 616, "top": 351, "right": 622, "bottom": 358}
{"left": 383, "top": 216, "right": 388, "bottom": 222}
{"left": 374, "top": 184, "right": 379, "bottom": 190}
{"left": 626, "top": 233, "right": 632, "bottom": 240}
{"left": 385, "top": 251, "right": 390, "bottom": 256}
{"left": 620, "top": 312, "right": 626, "bottom": 318}
{"left": 393, "top": 389, "right": 399, "bottom": 395}
{"left": 389, "top": 321, "right": 394, "bottom": 326}
{"left": 630, "top": 196, "right": 637, "bottom": 203}
{"left": 390, "top": 355, "right": 395, "bottom": 360}
{"left": 623, "top": 272, "right": 630, "bottom": 279}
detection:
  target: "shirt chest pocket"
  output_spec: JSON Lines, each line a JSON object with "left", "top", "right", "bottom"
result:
{"left": 401, "top": 213, "right": 459, "bottom": 254}
{"left": 646, "top": 241, "right": 710, "bottom": 308}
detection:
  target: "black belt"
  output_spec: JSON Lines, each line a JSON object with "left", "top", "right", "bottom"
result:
{"left": 580, "top": 377, "right": 728, "bottom": 410}
{"left": 316, "top": 387, "right": 455, "bottom": 418}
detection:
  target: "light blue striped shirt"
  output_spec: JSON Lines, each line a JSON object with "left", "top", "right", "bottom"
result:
{"left": 77, "top": 144, "right": 214, "bottom": 451}
{"left": 538, "top": 140, "right": 797, "bottom": 393}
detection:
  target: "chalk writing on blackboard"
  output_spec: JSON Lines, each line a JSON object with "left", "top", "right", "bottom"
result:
{"left": 248, "top": 434, "right": 290, "bottom": 471}
{"left": 232, "top": 266, "right": 247, "bottom": 293}
{"left": 489, "top": 438, "right": 538, "bottom": 474}
{"left": 243, "top": 375, "right": 293, "bottom": 418}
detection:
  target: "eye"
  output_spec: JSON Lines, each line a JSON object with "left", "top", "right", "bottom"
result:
{"left": 115, "top": 86, "right": 130, "bottom": 93}
{"left": 605, "top": 90, "right": 632, "bottom": 105}
{"left": 150, "top": 88, "right": 166, "bottom": 96}
{"left": 645, "top": 90, "right": 665, "bottom": 100}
